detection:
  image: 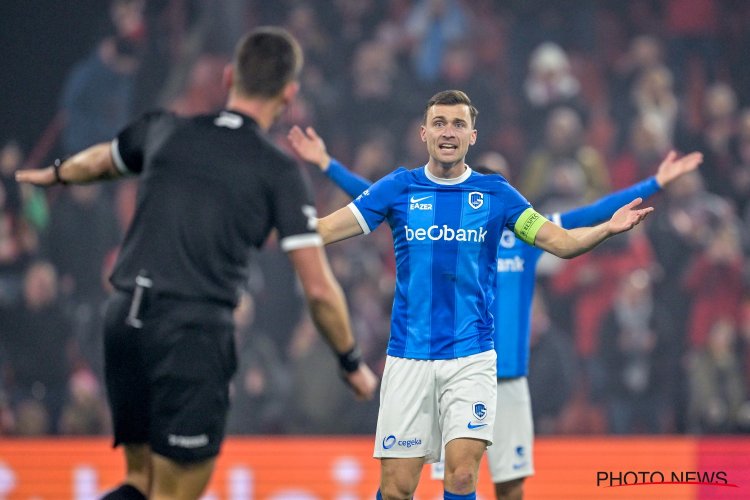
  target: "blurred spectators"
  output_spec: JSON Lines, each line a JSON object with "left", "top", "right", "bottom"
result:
{"left": 527, "top": 290, "right": 576, "bottom": 435}
{"left": 5, "top": 1, "right": 750, "bottom": 436}
{"left": 687, "top": 317, "right": 748, "bottom": 433}
{"left": 520, "top": 107, "right": 610, "bottom": 214}
{"left": 521, "top": 42, "right": 587, "bottom": 148}
{"left": 226, "top": 292, "right": 291, "bottom": 434}
{"left": 59, "top": 0, "right": 145, "bottom": 155}
{"left": 598, "top": 269, "right": 662, "bottom": 434}
{"left": 0, "top": 261, "right": 73, "bottom": 434}
{"left": 43, "top": 185, "right": 120, "bottom": 378}
{"left": 404, "top": 0, "right": 470, "bottom": 84}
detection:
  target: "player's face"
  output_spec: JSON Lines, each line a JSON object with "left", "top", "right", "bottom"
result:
{"left": 421, "top": 104, "right": 477, "bottom": 168}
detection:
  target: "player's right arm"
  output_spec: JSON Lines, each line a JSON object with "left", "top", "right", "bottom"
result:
{"left": 317, "top": 207, "right": 365, "bottom": 245}
{"left": 288, "top": 246, "right": 377, "bottom": 400}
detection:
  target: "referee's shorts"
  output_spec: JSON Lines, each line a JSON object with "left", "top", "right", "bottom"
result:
{"left": 103, "top": 289, "right": 237, "bottom": 463}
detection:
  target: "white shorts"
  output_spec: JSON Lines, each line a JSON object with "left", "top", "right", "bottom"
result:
{"left": 431, "top": 377, "right": 534, "bottom": 483}
{"left": 374, "top": 350, "right": 497, "bottom": 464}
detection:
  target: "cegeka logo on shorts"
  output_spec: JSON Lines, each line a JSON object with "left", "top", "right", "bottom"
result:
{"left": 382, "top": 434, "right": 422, "bottom": 449}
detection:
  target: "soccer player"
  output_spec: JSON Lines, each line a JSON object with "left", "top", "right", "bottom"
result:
{"left": 292, "top": 90, "right": 653, "bottom": 500}
{"left": 289, "top": 120, "right": 702, "bottom": 499}
{"left": 16, "top": 27, "right": 377, "bottom": 500}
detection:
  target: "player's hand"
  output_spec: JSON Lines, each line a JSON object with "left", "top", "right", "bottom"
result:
{"left": 654, "top": 150, "right": 703, "bottom": 187}
{"left": 288, "top": 125, "right": 331, "bottom": 171}
{"left": 15, "top": 166, "right": 57, "bottom": 186}
{"left": 607, "top": 197, "right": 654, "bottom": 235}
{"left": 343, "top": 363, "right": 378, "bottom": 401}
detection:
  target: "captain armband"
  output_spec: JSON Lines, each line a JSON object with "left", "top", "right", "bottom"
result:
{"left": 513, "top": 208, "right": 549, "bottom": 245}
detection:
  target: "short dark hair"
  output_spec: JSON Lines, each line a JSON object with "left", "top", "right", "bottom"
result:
{"left": 424, "top": 90, "right": 478, "bottom": 127}
{"left": 233, "top": 27, "right": 303, "bottom": 98}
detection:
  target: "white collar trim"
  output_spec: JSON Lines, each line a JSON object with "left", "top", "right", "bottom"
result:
{"left": 424, "top": 164, "right": 472, "bottom": 185}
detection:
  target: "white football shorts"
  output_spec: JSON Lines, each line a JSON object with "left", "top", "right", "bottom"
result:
{"left": 374, "top": 350, "right": 497, "bottom": 464}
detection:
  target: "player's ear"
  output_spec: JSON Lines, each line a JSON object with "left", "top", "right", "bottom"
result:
{"left": 420, "top": 125, "right": 427, "bottom": 143}
{"left": 281, "top": 81, "right": 300, "bottom": 106}
{"left": 470, "top": 129, "right": 477, "bottom": 145}
{"left": 222, "top": 64, "right": 233, "bottom": 91}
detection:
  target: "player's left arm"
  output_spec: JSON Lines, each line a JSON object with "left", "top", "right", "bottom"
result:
{"left": 288, "top": 125, "right": 371, "bottom": 198}
{"left": 559, "top": 150, "right": 703, "bottom": 229}
{"left": 524, "top": 198, "right": 654, "bottom": 259}
{"left": 15, "top": 142, "right": 121, "bottom": 186}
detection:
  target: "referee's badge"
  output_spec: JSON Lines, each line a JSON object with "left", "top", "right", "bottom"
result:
{"left": 468, "top": 191, "right": 484, "bottom": 209}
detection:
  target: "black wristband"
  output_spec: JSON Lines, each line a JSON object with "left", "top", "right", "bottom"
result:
{"left": 337, "top": 344, "right": 362, "bottom": 374}
{"left": 52, "top": 158, "right": 68, "bottom": 185}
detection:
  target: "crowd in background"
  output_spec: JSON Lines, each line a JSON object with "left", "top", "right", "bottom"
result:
{"left": 1, "top": 0, "right": 750, "bottom": 437}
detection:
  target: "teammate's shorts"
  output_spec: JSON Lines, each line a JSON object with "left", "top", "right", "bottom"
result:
{"left": 487, "top": 377, "right": 534, "bottom": 482}
{"left": 430, "top": 376, "right": 534, "bottom": 482}
{"left": 374, "top": 350, "right": 497, "bottom": 464}
{"left": 103, "top": 290, "right": 237, "bottom": 463}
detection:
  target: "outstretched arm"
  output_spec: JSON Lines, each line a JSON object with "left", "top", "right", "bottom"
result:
{"left": 317, "top": 206, "right": 364, "bottom": 245}
{"left": 288, "top": 125, "right": 371, "bottom": 198}
{"left": 534, "top": 198, "right": 653, "bottom": 258}
{"left": 288, "top": 246, "right": 377, "bottom": 400}
{"left": 15, "top": 142, "right": 121, "bottom": 186}
{"left": 559, "top": 150, "right": 703, "bottom": 229}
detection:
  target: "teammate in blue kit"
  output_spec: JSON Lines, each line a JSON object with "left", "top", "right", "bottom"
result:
{"left": 290, "top": 118, "right": 702, "bottom": 499}
{"left": 292, "top": 90, "right": 653, "bottom": 500}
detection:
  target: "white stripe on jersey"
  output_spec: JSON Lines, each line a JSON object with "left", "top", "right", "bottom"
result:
{"left": 280, "top": 233, "right": 323, "bottom": 251}
{"left": 347, "top": 203, "right": 372, "bottom": 234}
{"left": 110, "top": 139, "right": 136, "bottom": 176}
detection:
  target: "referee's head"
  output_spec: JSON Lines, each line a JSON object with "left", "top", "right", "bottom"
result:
{"left": 231, "top": 26, "right": 303, "bottom": 101}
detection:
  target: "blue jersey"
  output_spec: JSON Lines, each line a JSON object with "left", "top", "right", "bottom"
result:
{"left": 349, "top": 165, "right": 532, "bottom": 360}
{"left": 325, "top": 159, "right": 660, "bottom": 373}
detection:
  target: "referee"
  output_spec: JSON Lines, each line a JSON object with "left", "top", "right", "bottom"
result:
{"left": 17, "top": 27, "right": 377, "bottom": 500}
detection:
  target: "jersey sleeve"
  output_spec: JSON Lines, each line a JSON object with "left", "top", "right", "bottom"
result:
{"left": 326, "top": 158, "right": 371, "bottom": 198}
{"left": 272, "top": 161, "right": 323, "bottom": 251}
{"left": 348, "top": 168, "right": 405, "bottom": 234}
{"left": 110, "top": 110, "right": 168, "bottom": 176}
{"left": 499, "top": 181, "right": 550, "bottom": 246}
{"left": 558, "top": 176, "right": 660, "bottom": 229}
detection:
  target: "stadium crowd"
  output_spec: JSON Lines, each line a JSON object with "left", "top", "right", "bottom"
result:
{"left": 1, "top": 0, "right": 750, "bottom": 437}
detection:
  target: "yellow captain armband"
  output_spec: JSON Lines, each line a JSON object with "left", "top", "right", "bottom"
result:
{"left": 513, "top": 208, "right": 549, "bottom": 245}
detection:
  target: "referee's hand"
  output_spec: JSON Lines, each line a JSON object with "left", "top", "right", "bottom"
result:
{"left": 344, "top": 363, "right": 378, "bottom": 401}
{"left": 15, "top": 165, "right": 57, "bottom": 186}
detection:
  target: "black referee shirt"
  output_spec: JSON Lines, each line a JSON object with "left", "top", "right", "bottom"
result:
{"left": 109, "top": 109, "right": 321, "bottom": 306}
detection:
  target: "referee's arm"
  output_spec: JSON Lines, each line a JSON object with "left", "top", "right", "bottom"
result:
{"left": 15, "top": 142, "right": 121, "bottom": 186}
{"left": 288, "top": 245, "right": 377, "bottom": 400}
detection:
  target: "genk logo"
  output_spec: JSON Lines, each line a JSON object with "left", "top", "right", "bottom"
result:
{"left": 468, "top": 191, "right": 484, "bottom": 209}
{"left": 473, "top": 401, "right": 487, "bottom": 420}
{"left": 382, "top": 435, "right": 397, "bottom": 450}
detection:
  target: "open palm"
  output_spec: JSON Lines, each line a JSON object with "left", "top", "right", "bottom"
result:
{"left": 608, "top": 197, "right": 654, "bottom": 234}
